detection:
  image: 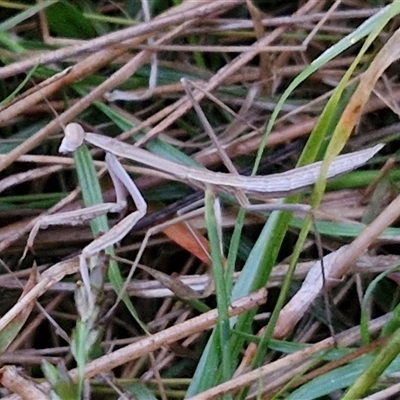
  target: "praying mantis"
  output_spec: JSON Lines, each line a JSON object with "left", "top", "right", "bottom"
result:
{"left": 27, "top": 122, "right": 384, "bottom": 303}
{"left": 60, "top": 123, "right": 384, "bottom": 197}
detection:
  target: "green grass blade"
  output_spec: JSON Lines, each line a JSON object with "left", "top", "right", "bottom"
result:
{"left": 360, "top": 264, "right": 400, "bottom": 343}
{"left": 0, "top": 1, "right": 57, "bottom": 32}
{"left": 253, "top": 2, "right": 400, "bottom": 174}
{"left": 204, "top": 191, "right": 232, "bottom": 389}
{"left": 343, "top": 329, "right": 400, "bottom": 399}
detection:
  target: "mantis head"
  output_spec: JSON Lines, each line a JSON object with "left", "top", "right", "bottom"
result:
{"left": 59, "top": 122, "right": 85, "bottom": 153}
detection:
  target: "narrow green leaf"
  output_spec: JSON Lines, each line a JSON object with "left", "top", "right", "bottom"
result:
{"left": 0, "top": 1, "right": 57, "bottom": 32}
{"left": 205, "top": 191, "right": 232, "bottom": 387}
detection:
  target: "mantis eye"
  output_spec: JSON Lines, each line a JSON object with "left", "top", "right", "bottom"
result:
{"left": 59, "top": 123, "right": 85, "bottom": 153}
